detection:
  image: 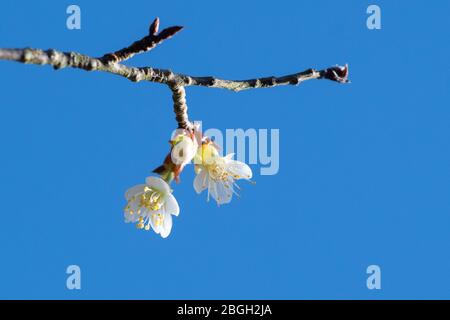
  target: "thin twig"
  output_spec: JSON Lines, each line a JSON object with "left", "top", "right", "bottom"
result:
{"left": 100, "top": 18, "right": 183, "bottom": 64}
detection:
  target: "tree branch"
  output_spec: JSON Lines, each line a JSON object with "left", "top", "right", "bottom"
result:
{"left": 0, "top": 47, "right": 349, "bottom": 90}
{"left": 100, "top": 17, "right": 183, "bottom": 64}
{"left": 0, "top": 18, "right": 349, "bottom": 129}
{"left": 170, "top": 84, "right": 191, "bottom": 130}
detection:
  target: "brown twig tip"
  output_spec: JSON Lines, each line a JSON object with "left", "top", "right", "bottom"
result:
{"left": 157, "top": 26, "right": 184, "bottom": 40}
{"left": 100, "top": 17, "right": 183, "bottom": 64}
{"left": 149, "top": 17, "right": 160, "bottom": 35}
{"left": 320, "top": 64, "right": 350, "bottom": 83}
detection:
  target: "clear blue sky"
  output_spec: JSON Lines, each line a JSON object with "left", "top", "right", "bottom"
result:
{"left": 0, "top": 0, "right": 449, "bottom": 299}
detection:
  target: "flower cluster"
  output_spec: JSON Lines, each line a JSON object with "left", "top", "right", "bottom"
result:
{"left": 124, "top": 127, "right": 253, "bottom": 238}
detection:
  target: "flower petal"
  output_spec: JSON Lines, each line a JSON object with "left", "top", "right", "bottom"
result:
{"left": 160, "top": 213, "right": 173, "bottom": 238}
{"left": 224, "top": 153, "right": 235, "bottom": 160}
{"left": 215, "top": 181, "right": 233, "bottom": 205}
{"left": 145, "top": 176, "right": 170, "bottom": 194}
{"left": 150, "top": 212, "right": 162, "bottom": 235}
{"left": 226, "top": 160, "right": 252, "bottom": 179}
{"left": 124, "top": 184, "right": 145, "bottom": 200}
{"left": 124, "top": 211, "right": 139, "bottom": 223}
{"left": 201, "top": 143, "right": 220, "bottom": 165}
{"left": 164, "top": 193, "right": 180, "bottom": 216}
{"left": 124, "top": 198, "right": 142, "bottom": 222}
{"left": 193, "top": 170, "right": 208, "bottom": 194}
{"left": 171, "top": 136, "right": 197, "bottom": 166}
{"left": 209, "top": 181, "right": 220, "bottom": 204}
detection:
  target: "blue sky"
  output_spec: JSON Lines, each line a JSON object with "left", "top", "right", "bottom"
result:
{"left": 0, "top": 0, "right": 449, "bottom": 299}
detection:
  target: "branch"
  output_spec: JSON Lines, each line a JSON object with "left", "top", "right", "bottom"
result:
{"left": 0, "top": 47, "right": 349, "bottom": 90}
{"left": 100, "top": 17, "right": 183, "bottom": 64}
{"left": 0, "top": 17, "right": 349, "bottom": 129}
{"left": 170, "top": 84, "right": 191, "bottom": 130}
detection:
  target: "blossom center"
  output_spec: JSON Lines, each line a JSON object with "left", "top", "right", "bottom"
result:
{"left": 138, "top": 186, "right": 164, "bottom": 211}
{"left": 124, "top": 186, "right": 164, "bottom": 217}
{"left": 206, "top": 162, "right": 229, "bottom": 182}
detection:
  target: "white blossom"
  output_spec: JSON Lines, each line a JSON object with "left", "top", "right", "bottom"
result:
{"left": 124, "top": 176, "right": 179, "bottom": 238}
{"left": 193, "top": 142, "right": 252, "bottom": 205}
